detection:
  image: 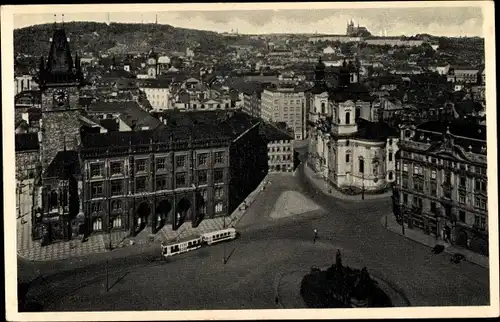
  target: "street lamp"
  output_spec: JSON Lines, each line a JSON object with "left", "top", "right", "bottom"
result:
{"left": 361, "top": 171, "right": 365, "bottom": 200}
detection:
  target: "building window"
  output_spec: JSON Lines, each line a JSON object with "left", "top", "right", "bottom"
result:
{"left": 474, "top": 215, "right": 486, "bottom": 229}
{"left": 111, "top": 180, "right": 123, "bottom": 196}
{"left": 156, "top": 158, "right": 166, "bottom": 171}
{"left": 215, "top": 152, "right": 225, "bottom": 164}
{"left": 110, "top": 162, "right": 122, "bottom": 175}
{"left": 112, "top": 216, "right": 123, "bottom": 229}
{"left": 413, "top": 165, "right": 421, "bottom": 175}
{"left": 430, "top": 202, "right": 437, "bottom": 214}
{"left": 459, "top": 176, "right": 466, "bottom": 187}
{"left": 475, "top": 196, "right": 487, "bottom": 210}
{"left": 414, "top": 180, "right": 424, "bottom": 193}
{"left": 388, "top": 152, "right": 393, "bottom": 162}
{"left": 403, "top": 193, "right": 408, "bottom": 205}
{"left": 459, "top": 192, "right": 466, "bottom": 204}
{"left": 90, "top": 164, "right": 102, "bottom": 177}
{"left": 175, "top": 172, "right": 186, "bottom": 187}
{"left": 136, "top": 177, "right": 147, "bottom": 192}
{"left": 345, "top": 112, "right": 351, "bottom": 125}
{"left": 396, "top": 161, "right": 400, "bottom": 170}
{"left": 111, "top": 200, "right": 122, "bottom": 211}
{"left": 346, "top": 153, "right": 350, "bottom": 163}
{"left": 431, "top": 169, "right": 437, "bottom": 179}
{"left": 444, "top": 172, "right": 451, "bottom": 185}
{"left": 359, "top": 158, "right": 364, "bottom": 174}
{"left": 403, "top": 163, "right": 408, "bottom": 172}
{"left": 176, "top": 155, "right": 186, "bottom": 168}
{"left": 136, "top": 159, "right": 147, "bottom": 172}
{"left": 430, "top": 182, "right": 437, "bottom": 196}
{"left": 214, "top": 169, "right": 224, "bottom": 183}
{"left": 91, "top": 202, "right": 102, "bottom": 213}
{"left": 198, "top": 170, "right": 208, "bottom": 185}
{"left": 388, "top": 171, "right": 393, "bottom": 180}
{"left": 93, "top": 218, "right": 103, "bottom": 231}
{"left": 215, "top": 187, "right": 224, "bottom": 198}
{"left": 215, "top": 201, "right": 224, "bottom": 213}
{"left": 198, "top": 153, "right": 208, "bottom": 166}
{"left": 156, "top": 177, "right": 167, "bottom": 190}
{"left": 475, "top": 179, "right": 486, "bottom": 192}
{"left": 459, "top": 211, "right": 466, "bottom": 223}
{"left": 91, "top": 182, "right": 104, "bottom": 198}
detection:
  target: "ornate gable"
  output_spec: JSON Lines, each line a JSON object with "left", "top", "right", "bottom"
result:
{"left": 426, "top": 132, "right": 469, "bottom": 162}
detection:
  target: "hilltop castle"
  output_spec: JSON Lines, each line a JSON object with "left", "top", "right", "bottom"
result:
{"left": 346, "top": 20, "right": 371, "bottom": 37}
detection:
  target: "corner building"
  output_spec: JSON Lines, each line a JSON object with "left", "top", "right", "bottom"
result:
{"left": 393, "top": 121, "right": 488, "bottom": 255}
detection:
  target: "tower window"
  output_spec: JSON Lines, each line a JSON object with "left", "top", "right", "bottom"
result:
{"left": 345, "top": 112, "right": 351, "bottom": 125}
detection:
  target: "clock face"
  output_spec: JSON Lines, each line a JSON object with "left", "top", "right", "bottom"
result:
{"left": 54, "top": 90, "right": 67, "bottom": 106}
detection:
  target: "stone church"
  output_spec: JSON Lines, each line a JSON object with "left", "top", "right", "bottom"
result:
{"left": 307, "top": 58, "right": 399, "bottom": 194}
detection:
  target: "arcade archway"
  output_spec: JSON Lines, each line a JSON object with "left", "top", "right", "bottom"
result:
{"left": 154, "top": 200, "right": 172, "bottom": 232}
{"left": 135, "top": 202, "right": 150, "bottom": 234}
{"left": 175, "top": 197, "right": 192, "bottom": 228}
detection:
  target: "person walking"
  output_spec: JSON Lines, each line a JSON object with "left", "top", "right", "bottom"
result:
{"left": 313, "top": 229, "right": 318, "bottom": 243}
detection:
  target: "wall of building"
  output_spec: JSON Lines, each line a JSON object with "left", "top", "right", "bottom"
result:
{"left": 267, "top": 140, "right": 294, "bottom": 172}
{"left": 261, "top": 88, "right": 306, "bottom": 140}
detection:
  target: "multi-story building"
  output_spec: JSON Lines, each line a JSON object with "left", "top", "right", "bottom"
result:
{"left": 15, "top": 133, "right": 40, "bottom": 181}
{"left": 447, "top": 66, "right": 481, "bottom": 84}
{"left": 392, "top": 120, "right": 488, "bottom": 255}
{"left": 260, "top": 123, "right": 295, "bottom": 173}
{"left": 137, "top": 79, "right": 172, "bottom": 111}
{"left": 261, "top": 86, "right": 307, "bottom": 140}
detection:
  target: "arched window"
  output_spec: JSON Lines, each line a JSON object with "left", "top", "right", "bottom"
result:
{"left": 388, "top": 151, "right": 393, "bottom": 162}
{"left": 112, "top": 216, "right": 122, "bottom": 229}
{"left": 359, "top": 158, "right": 365, "bottom": 174}
{"left": 215, "top": 202, "right": 223, "bottom": 213}
{"left": 93, "top": 217, "right": 103, "bottom": 231}
{"left": 201, "top": 104, "right": 205, "bottom": 109}
{"left": 345, "top": 112, "right": 351, "bottom": 125}
{"left": 49, "top": 190, "right": 58, "bottom": 208}
{"left": 345, "top": 153, "right": 350, "bottom": 163}
{"left": 388, "top": 171, "right": 394, "bottom": 180}
{"left": 21, "top": 79, "right": 25, "bottom": 90}
{"left": 321, "top": 102, "right": 326, "bottom": 114}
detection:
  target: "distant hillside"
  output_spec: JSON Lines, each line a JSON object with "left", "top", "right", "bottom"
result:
{"left": 14, "top": 21, "right": 230, "bottom": 57}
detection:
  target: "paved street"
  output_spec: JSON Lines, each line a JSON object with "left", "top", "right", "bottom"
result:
{"left": 18, "top": 156, "right": 489, "bottom": 311}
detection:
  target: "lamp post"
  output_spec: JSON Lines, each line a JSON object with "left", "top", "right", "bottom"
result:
{"left": 361, "top": 171, "right": 365, "bottom": 200}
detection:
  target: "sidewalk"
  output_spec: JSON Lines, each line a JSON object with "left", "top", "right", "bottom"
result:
{"left": 304, "top": 164, "right": 392, "bottom": 201}
{"left": 381, "top": 213, "right": 489, "bottom": 269}
{"left": 17, "top": 175, "right": 270, "bottom": 262}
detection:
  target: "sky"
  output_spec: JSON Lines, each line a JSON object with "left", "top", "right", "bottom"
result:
{"left": 13, "top": 6, "right": 484, "bottom": 37}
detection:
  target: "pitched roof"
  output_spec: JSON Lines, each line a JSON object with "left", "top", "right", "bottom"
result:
{"left": 44, "top": 150, "right": 80, "bottom": 179}
{"left": 260, "top": 122, "right": 294, "bottom": 142}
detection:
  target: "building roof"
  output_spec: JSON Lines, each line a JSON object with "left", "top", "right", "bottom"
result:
{"left": 81, "top": 111, "right": 259, "bottom": 150}
{"left": 260, "top": 122, "right": 294, "bottom": 142}
{"left": 355, "top": 118, "right": 398, "bottom": 141}
{"left": 44, "top": 150, "right": 80, "bottom": 179}
{"left": 15, "top": 133, "right": 39, "bottom": 152}
{"left": 417, "top": 120, "right": 486, "bottom": 141}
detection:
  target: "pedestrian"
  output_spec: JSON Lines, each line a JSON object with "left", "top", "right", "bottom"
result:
{"left": 313, "top": 229, "right": 318, "bottom": 243}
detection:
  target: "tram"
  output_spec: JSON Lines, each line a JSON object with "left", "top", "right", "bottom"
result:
{"left": 161, "top": 228, "right": 238, "bottom": 258}
{"left": 201, "top": 228, "right": 237, "bottom": 245}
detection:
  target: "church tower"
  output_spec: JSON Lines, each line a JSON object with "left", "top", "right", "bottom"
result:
{"left": 38, "top": 26, "right": 85, "bottom": 171}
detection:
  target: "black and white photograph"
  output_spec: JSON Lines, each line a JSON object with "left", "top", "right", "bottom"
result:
{"left": 2, "top": 2, "right": 498, "bottom": 321}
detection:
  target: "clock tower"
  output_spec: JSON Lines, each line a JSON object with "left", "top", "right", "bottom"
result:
{"left": 38, "top": 26, "right": 85, "bottom": 170}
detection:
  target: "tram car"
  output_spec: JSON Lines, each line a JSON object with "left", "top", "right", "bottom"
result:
{"left": 161, "top": 236, "right": 203, "bottom": 257}
{"left": 201, "top": 228, "right": 238, "bottom": 245}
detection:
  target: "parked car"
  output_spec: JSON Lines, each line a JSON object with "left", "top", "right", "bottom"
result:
{"left": 450, "top": 253, "right": 466, "bottom": 264}
{"left": 431, "top": 244, "right": 445, "bottom": 254}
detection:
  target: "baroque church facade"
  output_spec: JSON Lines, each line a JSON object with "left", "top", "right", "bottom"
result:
{"left": 307, "top": 58, "right": 399, "bottom": 193}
